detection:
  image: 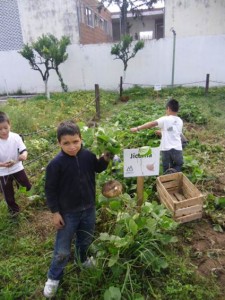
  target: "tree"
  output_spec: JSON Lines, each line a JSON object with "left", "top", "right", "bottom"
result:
{"left": 99, "top": 0, "right": 160, "bottom": 36}
{"left": 111, "top": 34, "right": 144, "bottom": 77}
{"left": 19, "top": 34, "right": 71, "bottom": 99}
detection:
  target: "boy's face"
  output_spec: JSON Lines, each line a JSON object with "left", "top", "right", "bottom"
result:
{"left": 0, "top": 121, "right": 10, "bottom": 139}
{"left": 59, "top": 134, "right": 82, "bottom": 156}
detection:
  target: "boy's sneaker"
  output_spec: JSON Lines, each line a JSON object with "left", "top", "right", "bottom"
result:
{"left": 82, "top": 256, "right": 96, "bottom": 268}
{"left": 43, "top": 278, "right": 59, "bottom": 298}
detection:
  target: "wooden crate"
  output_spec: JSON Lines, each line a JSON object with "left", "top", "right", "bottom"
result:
{"left": 156, "top": 172, "right": 203, "bottom": 223}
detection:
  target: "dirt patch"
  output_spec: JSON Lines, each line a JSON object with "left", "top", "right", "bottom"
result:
{"left": 188, "top": 218, "right": 225, "bottom": 293}
{"left": 30, "top": 210, "right": 55, "bottom": 238}
{"left": 18, "top": 209, "right": 55, "bottom": 241}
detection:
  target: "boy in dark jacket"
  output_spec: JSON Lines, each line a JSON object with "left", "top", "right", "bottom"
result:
{"left": 44, "top": 121, "right": 111, "bottom": 298}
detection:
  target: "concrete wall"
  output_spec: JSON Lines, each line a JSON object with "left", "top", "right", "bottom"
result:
{"left": 0, "top": 34, "right": 224, "bottom": 94}
{"left": 165, "top": 0, "right": 225, "bottom": 38}
{"left": 17, "top": 0, "right": 79, "bottom": 44}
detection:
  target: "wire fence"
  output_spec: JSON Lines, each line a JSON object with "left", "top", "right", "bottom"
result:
{"left": 120, "top": 76, "right": 225, "bottom": 96}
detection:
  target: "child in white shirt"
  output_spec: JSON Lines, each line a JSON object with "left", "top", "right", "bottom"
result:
{"left": 0, "top": 111, "right": 31, "bottom": 215}
{"left": 130, "top": 99, "right": 183, "bottom": 173}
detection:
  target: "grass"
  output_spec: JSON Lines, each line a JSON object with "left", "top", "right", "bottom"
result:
{"left": 0, "top": 87, "right": 224, "bottom": 299}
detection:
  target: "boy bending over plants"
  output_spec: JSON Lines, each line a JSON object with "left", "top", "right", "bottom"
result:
{"left": 130, "top": 99, "right": 184, "bottom": 173}
{"left": 44, "top": 121, "right": 112, "bottom": 298}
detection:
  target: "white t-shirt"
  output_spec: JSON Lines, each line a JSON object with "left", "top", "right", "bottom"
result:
{"left": 0, "top": 132, "right": 26, "bottom": 176}
{"left": 156, "top": 115, "right": 183, "bottom": 151}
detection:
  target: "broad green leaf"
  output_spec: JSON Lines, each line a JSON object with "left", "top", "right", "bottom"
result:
{"left": 108, "top": 254, "right": 119, "bottom": 267}
{"left": 138, "top": 146, "right": 152, "bottom": 157}
{"left": 109, "top": 200, "right": 122, "bottom": 211}
{"left": 104, "top": 286, "right": 121, "bottom": 300}
{"left": 129, "top": 218, "right": 138, "bottom": 235}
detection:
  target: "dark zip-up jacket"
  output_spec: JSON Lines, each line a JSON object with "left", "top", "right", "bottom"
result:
{"left": 45, "top": 147, "right": 108, "bottom": 213}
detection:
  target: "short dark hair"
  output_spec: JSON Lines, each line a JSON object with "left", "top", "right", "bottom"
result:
{"left": 0, "top": 111, "right": 10, "bottom": 124}
{"left": 57, "top": 121, "right": 81, "bottom": 142}
{"left": 166, "top": 99, "right": 179, "bottom": 112}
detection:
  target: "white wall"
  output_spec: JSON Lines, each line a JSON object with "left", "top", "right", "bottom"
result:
{"left": 165, "top": 0, "right": 225, "bottom": 38}
{"left": 0, "top": 35, "right": 224, "bottom": 94}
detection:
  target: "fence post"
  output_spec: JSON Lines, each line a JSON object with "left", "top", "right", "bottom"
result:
{"left": 119, "top": 76, "right": 123, "bottom": 97}
{"left": 205, "top": 74, "right": 210, "bottom": 95}
{"left": 95, "top": 84, "right": 100, "bottom": 120}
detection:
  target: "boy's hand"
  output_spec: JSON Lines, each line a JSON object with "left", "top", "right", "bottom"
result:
{"left": 155, "top": 130, "right": 161, "bottom": 136}
{"left": 130, "top": 127, "right": 139, "bottom": 132}
{"left": 104, "top": 151, "right": 114, "bottom": 162}
{"left": 53, "top": 212, "right": 65, "bottom": 230}
{"left": 4, "top": 160, "right": 16, "bottom": 167}
{"left": 18, "top": 152, "right": 28, "bottom": 161}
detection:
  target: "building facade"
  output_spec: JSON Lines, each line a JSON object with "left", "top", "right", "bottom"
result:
{"left": 0, "top": 0, "right": 113, "bottom": 52}
{"left": 111, "top": 8, "right": 164, "bottom": 41}
{"left": 77, "top": 0, "right": 113, "bottom": 44}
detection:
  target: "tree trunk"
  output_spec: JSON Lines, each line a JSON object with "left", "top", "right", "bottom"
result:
{"left": 44, "top": 79, "right": 50, "bottom": 100}
{"left": 55, "top": 68, "right": 68, "bottom": 92}
{"left": 121, "top": 0, "right": 128, "bottom": 36}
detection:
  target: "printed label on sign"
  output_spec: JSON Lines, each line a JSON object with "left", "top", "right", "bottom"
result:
{"left": 123, "top": 147, "right": 160, "bottom": 177}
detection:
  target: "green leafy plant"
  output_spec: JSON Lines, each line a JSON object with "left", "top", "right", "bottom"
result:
{"left": 111, "top": 35, "right": 144, "bottom": 79}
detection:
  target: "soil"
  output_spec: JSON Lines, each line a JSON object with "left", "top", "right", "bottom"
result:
{"left": 182, "top": 217, "right": 225, "bottom": 296}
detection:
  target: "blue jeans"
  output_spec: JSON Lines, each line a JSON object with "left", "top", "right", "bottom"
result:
{"left": 161, "top": 149, "right": 183, "bottom": 173}
{"left": 48, "top": 207, "right": 96, "bottom": 280}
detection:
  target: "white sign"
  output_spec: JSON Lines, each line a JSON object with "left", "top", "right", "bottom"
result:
{"left": 123, "top": 147, "right": 160, "bottom": 177}
{"left": 154, "top": 84, "right": 162, "bottom": 91}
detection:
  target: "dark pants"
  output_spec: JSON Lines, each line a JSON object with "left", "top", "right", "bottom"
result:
{"left": 48, "top": 207, "right": 96, "bottom": 281}
{"left": 161, "top": 149, "right": 183, "bottom": 173}
{"left": 0, "top": 170, "right": 31, "bottom": 213}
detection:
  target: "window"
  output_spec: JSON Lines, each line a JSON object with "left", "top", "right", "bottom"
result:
{"left": 99, "top": 18, "right": 104, "bottom": 30}
{"left": 155, "top": 19, "right": 164, "bottom": 39}
{"left": 103, "top": 20, "right": 108, "bottom": 33}
{"left": 140, "top": 31, "right": 153, "bottom": 40}
{"left": 94, "top": 14, "right": 99, "bottom": 27}
{"left": 85, "top": 7, "right": 94, "bottom": 27}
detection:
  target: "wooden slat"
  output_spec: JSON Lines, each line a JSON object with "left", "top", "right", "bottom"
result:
{"left": 157, "top": 180, "right": 176, "bottom": 211}
{"left": 174, "top": 205, "right": 202, "bottom": 217}
{"left": 175, "top": 212, "right": 202, "bottom": 223}
{"left": 169, "top": 192, "right": 178, "bottom": 203}
{"left": 158, "top": 172, "right": 183, "bottom": 183}
{"left": 159, "top": 195, "right": 174, "bottom": 214}
{"left": 174, "top": 196, "right": 203, "bottom": 209}
{"left": 182, "top": 176, "right": 201, "bottom": 196}
{"left": 157, "top": 184, "right": 176, "bottom": 209}
{"left": 173, "top": 192, "right": 186, "bottom": 201}
{"left": 167, "top": 187, "right": 179, "bottom": 194}
{"left": 162, "top": 180, "right": 179, "bottom": 189}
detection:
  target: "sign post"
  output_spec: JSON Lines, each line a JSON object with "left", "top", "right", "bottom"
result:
{"left": 124, "top": 147, "right": 160, "bottom": 207}
{"left": 154, "top": 84, "right": 162, "bottom": 99}
{"left": 137, "top": 176, "right": 144, "bottom": 207}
